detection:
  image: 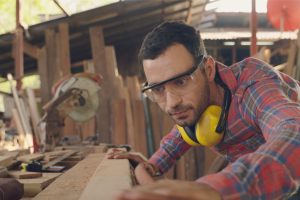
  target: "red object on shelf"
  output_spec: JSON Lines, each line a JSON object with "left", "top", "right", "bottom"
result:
{"left": 267, "top": 0, "right": 300, "bottom": 31}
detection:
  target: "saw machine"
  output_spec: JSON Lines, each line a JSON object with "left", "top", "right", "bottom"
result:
{"left": 40, "top": 73, "right": 102, "bottom": 150}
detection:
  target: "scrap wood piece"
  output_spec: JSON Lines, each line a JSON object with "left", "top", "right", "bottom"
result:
{"left": 33, "top": 153, "right": 105, "bottom": 200}
{"left": 54, "top": 143, "right": 108, "bottom": 155}
{"left": 17, "top": 153, "right": 44, "bottom": 163}
{"left": 18, "top": 172, "right": 61, "bottom": 197}
{"left": 26, "top": 88, "right": 44, "bottom": 146}
{"left": 43, "top": 150, "right": 73, "bottom": 162}
{"left": 42, "top": 150, "right": 76, "bottom": 170}
{"left": 0, "top": 166, "right": 8, "bottom": 178}
{"left": 0, "top": 150, "right": 20, "bottom": 159}
{"left": 0, "top": 155, "right": 15, "bottom": 168}
{"left": 7, "top": 74, "right": 34, "bottom": 152}
{"left": 79, "top": 158, "right": 132, "bottom": 200}
{"left": 8, "top": 171, "right": 42, "bottom": 179}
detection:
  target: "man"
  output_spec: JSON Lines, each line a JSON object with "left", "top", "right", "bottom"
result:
{"left": 109, "top": 21, "right": 300, "bottom": 199}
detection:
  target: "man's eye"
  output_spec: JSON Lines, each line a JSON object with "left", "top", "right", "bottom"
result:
{"left": 151, "top": 85, "right": 165, "bottom": 94}
{"left": 173, "top": 76, "right": 189, "bottom": 86}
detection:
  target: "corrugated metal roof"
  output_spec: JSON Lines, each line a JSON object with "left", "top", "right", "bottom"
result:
{"left": 200, "top": 28, "right": 298, "bottom": 40}
{"left": 0, "top": 0, "right": 208, "bottom": 76}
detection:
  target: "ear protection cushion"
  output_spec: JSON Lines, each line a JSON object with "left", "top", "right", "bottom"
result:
{"left": 177, "top": 105, "right": 224, "bottom": 147}
{"left": 195, "top": 105, "right": 224, "bottom": 147}
{"left": 177, "top": 125, "right": 201, "bottom": 146}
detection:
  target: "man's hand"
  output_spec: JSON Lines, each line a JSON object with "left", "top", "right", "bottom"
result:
{"left": 106, "top": 148, "right": 147, "bottom": 164}
{"left": 106, "top": 148, "right": 159, "bottom": 184}
{"left": 113, "top": 180, "right": 222, "bottom": 200}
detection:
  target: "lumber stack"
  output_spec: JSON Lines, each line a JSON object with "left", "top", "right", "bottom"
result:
{"left": 34, "top": 147, "right": 133, "bottom": 200}
{"left": 0, "top": 144, "right": 108, "bottom": 198}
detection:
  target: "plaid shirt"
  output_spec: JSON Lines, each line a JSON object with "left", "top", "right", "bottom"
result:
{"left": 148, "top": 57, "right": 300, "bottom": 199}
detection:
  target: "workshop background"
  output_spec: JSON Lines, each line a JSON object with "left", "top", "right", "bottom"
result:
{"left": 0, "top": 0, "right": 299, "bottom": 199}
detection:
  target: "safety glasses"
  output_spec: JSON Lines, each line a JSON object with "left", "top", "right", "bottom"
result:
{"left": 142, "top": 56, "right": 205, "bottom": 102}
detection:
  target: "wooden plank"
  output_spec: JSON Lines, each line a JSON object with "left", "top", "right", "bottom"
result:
{"left": 132, "top": 100, "right": 148, "bottom": 157}
{"left": 8, "top": 171, "right": 42, "bottom": 179}
{"left": 17, "top": 153, "right": 44, "bottom": 163}
{"left": 149, "top": 102, "right": 161, "bottom": 150}
{"left": 7, "top": 74, "right": 33, "bottom": 152}
{"left": 12, "top": 108, "right": 26, "bottom": 148}
{"left": 33, "top": 153, "right": 105, "bottom": 200}
{"left": 284, "top": 41, "right": 297, "bottom": 77}
{"left": 126, "top": 76, "right": 141, "bottom": 100}
{"left": 89, "top": 26, "right": 110, "bottom": 143}
{"left": 79, "top": 158, "right": 132, "bottom": 200}
{"left": 37, "top": 47, "right": 51, "bottom": 105}
{"left": 45, "top": 29, "right": 58, "bottom": 86}
{"left": 13, "top": 27, "right": 24, "bottom": 83}
{"left": 43, "top": 150, "right": 72, "bottom": 162}
{"left": 19, "top": 173, "right": 61, "bottom": 197}
{"left": 105, "top": 46, "right": 123, "bottom": 99}
{"left": 111, "top": 99, "right": 127, "bottom": 145}
{"left": 26, "top": 88, "right": 43, "bottom": 147}
{"left": 123, "top": 87, "right": 135, "bottom": 148}
{"left": 58, "top": 23, "right": 71, "bottom": 76}
{"left": 43, "top": 150, "right": 77, "bottom": 170}
{"left": 0, "top": 155, "right": 14, "bottom": 167}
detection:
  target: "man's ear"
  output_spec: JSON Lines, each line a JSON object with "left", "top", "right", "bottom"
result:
{"left": 203, "top": 56, "right": 216, "bottom": 82}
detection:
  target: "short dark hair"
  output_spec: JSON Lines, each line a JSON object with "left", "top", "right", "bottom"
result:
{"left": 138, "top": 21, "right": 206, "bottom": 65}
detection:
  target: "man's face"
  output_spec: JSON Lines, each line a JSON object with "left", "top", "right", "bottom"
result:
{"left": 143, "top": 44, "right": 210, "bottom": 126}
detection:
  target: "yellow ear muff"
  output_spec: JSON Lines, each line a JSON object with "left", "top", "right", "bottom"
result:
{"left": 176, "top": 125, "right": 200, "bottom": 146}
{"left": 195, "top": 105, "right": 224, "bottom": 147}
{"left": 177, "top": 105, "right": 224, "bottom": 147}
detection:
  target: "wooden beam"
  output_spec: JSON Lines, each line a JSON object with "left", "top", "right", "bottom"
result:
{"left": 53, "top": 0, "right": 69, "bottom": 16}
{"left": 37, "top": 47, "right": 51, "bottom": 105}
{"left": 132, "top": 100, "right": 148, "bottom": 157}
{"left": 34, "top": 153, "right": 105, "bottom": 200}
{"left": 23, "top": 41, "right": 39, "bottom": 59}
{"left": 42, "top": 150, "right": 76, "bottom": 170}
{"left": 58, "top": 23, "right": 71, "bottom": 76}
{"left": 89, "top": 26, "right": 110, "bottom": 143}
{"left": 19, "top": 173, "right": 61, "bottom": 197}
{"left": 111, "top": 99, "right": 127, "bottom": 145}
{"left": 79, "top": 158, "right": 132, "bottom": 200}
{"left": 17, "top": 153, "right": 44, "bottom": 163}
{"left": 250, "top": 0, "right": 257, "bottom": 56}
{"left": 8, "top": 171, "right": 42, "bottom": 179}
{"left": 14, "top": 28, "right": 24, "bottom": 89}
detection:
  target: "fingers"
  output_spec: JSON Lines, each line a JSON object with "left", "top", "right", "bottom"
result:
{"left": 107, "top": 151, "right": 146, "bottom": 163}
{"left": 106, "top": 148, "right": 127, "bottom": 158}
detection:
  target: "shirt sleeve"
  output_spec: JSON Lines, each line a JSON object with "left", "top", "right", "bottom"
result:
{"left": 197, "top": 79, "right": 300, "bottom": 199}
{"left": 148, "top": 126, "right": 191, "bottom": 173}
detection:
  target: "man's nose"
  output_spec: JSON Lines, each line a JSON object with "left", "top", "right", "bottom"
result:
{"left": 165, "top": 89, "right": 182, "bottom": 109}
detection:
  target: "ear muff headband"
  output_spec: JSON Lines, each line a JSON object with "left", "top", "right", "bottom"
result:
{"left": 214, "top": 66, "right": 231, "bottom": 133}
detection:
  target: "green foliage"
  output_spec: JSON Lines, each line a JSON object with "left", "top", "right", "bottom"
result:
{"left": 0, "top": 0, "right": 118, "bottom": 34}
{"left": 0, "top": 0, "right": 61, "bottom": 34}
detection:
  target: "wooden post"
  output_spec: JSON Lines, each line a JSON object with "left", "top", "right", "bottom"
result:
{"left": 57, "top": 23, "right": 71, "bottom": 76}
{"left": 89, "top": 26, "right": 110, "bottom": 143}
{"left": 45, "top": 29, "right": 57, "bottom": 95}
{"left": 37, "top": 47, "right": 51, "bottom": 106}
{"left": 250, "top": 0, "right": 257, "bottom": 56}
{"left": 14, "top": 0, "right": 23, "bottom": 90}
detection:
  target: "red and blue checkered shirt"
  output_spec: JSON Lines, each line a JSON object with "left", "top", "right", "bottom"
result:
{"left": 148, "top": 57, "right": 300, "bottom": 199}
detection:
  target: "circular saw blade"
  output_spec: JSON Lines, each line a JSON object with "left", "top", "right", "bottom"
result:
{"left": 68, "top": 92, "right": 99, "bottom": 122}
{"left": 65, "top": 77, "right": 100, "bottom": 122}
